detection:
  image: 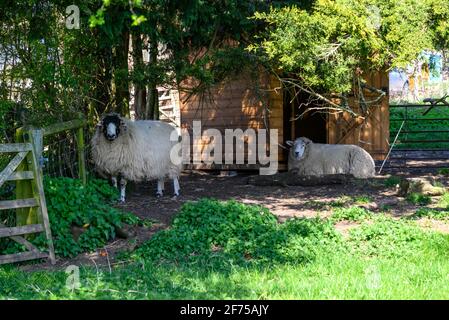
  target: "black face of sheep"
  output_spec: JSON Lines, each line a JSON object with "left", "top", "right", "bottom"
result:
{"left": 286, "top": 137, "right": 311, "bottom": 160}
{"left": 98, "top": 114, "right": 126, "bottom": 142}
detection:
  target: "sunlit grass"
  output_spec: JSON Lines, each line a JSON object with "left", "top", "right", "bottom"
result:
{"left": 1, "top": 201, "right": 449, "bottom": 300}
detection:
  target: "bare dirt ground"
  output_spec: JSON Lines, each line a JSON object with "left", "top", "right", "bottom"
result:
{"left": 21, "top": 170, "right": 449, "bottom": 271}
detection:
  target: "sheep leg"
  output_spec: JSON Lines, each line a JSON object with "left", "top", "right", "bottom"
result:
{"left": 112, "top": 176, "right": 118, "bottom": 188}
{"left": 173, "top": 177, "right": 180, "bottom": 197}
{"left": 156, "top": 179, "right": 164, "bottom": 198}
{"left": 119, "top": 178, "right": 127, "bottom": 203}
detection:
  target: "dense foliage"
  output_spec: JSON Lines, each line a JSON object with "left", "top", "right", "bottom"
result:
{"left": 3, "top": 0, "right": 449, "bottom": 134}
{"left": 134, "top": 198, "right": 342, "bottom": 265}
{"left": 0, "top": 177, "right": 136, "bottom": 257}
{"left": 41, "top": 177, "right": 124, "bottom": 257}
{"left": 248, "top": 0, "right": 449, "bottom": 115}
{"left": 0, "top": 0, "right": 277, "bottom": 139}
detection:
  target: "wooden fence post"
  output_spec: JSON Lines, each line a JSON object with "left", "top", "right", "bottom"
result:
{"left": 28, "top": 129, "right": 44, "bottom": 224}
{"left": 77, "top": 126, "right": 87, "bottom": 185}
{"left": 15, "top": 128, "right": 37, "bottom": 226}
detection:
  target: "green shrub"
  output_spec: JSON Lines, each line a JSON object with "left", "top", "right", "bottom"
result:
{"left": 347, "top": 216, "right": 428, "bottom": 257}
{"left": 354, "top": 195, "right": 372, "bottom": 204}
{"left": 406, "top": 193, "right": 432, "bottom": 206}
{"left": 134, "top": 198, "right": 343, "bottom": 266}
{"left": 331, "top": 206, "right": 372, "bottom": 222}
{"left": 38, "top": 177, "right": 129, "bottom": 257}
{"left": 438, "top": 168, "right": 449, "bottom": 176}
{"left": 384, "top": 176, "right": 401, "bottom": 188}
{"left": 413, "top": 208, "right": 449, "bottom": 220}
{"left": 329, "top": 195, "right": 352, "bottom": 208}
{"left": 1, "top": 177, "right": 137, "bottom": 257}
{"left": 438, "top": 193, "right": 449, "bottom": 209}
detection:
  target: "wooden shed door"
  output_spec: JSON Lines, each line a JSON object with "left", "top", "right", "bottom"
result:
{"left": 283, "top": 90, "right": 327, "bottom": 144}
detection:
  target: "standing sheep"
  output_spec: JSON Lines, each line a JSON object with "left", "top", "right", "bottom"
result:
{"left": 286, "top": 137, "right": 375, "bottom": 178}
{"left": 91, "top": 113, "right": 182, "bottom": 202}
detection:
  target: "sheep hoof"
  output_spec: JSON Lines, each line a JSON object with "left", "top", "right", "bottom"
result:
{"left": 156, "top": 192, "right": 163, "bottom": 198}
{"left": 118, "top": 199, "right": 125, "bottom": 204}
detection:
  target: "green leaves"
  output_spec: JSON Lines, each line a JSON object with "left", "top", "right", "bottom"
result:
{"left": 134, "top": 198, "right": 343, "bottom": 266}
{"left": 249, "top": 0, "right": 442, "bottom": 98}
{"left": 131, "top": 14, "right": 147, "bottom": 26}
{"left": 33, "top": 177, "right": 129, "bottom": 257}
{"left": 331, "top": 206, "right": 372, "bottom": 222}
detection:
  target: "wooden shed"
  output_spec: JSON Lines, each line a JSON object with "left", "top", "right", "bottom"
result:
{"left": 179, "top": 70, "right": 389, "bottom": 171}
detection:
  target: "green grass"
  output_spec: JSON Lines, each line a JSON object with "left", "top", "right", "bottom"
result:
{"left": 390, "top": 104, "right": 449, "bottom": 150}
{"left": 383, "top": 176, "right": 401, "bottom": 188}
{"left": 353, "top": 195, "right": 372, "bottom": 204}
{"left": 438, "top": 192, "right": 449, "bottom": 208}
{"left": 1, "top": 200, "right": 449, "bottom": 300}
{"left": 331, "top": 206, "right": 372, "bottom": 222}
{"left": 406, "top": 193, "right": 432, "bottom": 206}
{"left": 413, "top": 208, "right": 449, "bottom": 221}
{"left": 438, "top": 168, "right": 449, "bottom": 176}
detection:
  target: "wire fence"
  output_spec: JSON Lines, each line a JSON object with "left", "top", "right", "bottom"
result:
{"left": 41, "top": 127, "right": 92, "bottom": 179}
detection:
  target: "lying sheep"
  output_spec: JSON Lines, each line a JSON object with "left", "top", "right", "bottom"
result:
{"left": 286, "top": 137, "right": 375, "bottom": 178}
{"left": 91, "top": 113, "right": 182, "bottom": 202}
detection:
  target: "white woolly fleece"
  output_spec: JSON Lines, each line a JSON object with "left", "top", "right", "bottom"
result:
{"left": 91, "top": 118, "right": 182, "bottom": 182}
{"left": 288, "top": 139, "right": 375, "bottom": 178}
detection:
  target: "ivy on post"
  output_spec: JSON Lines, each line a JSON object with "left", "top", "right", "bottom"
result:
{"left": 77, "top": 125, "right": 87, "bottom": 185}
{"left": 15, "top": 127, "right": 38, "bottom": 226}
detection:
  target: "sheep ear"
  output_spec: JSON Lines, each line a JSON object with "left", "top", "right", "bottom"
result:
{"left": 285, "top": 140, "right": 294, "bottom": 147}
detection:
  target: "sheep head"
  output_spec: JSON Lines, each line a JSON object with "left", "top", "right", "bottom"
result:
{"left": 96, "top": 113, "right": 127, "bottom": 142}
{"left": 286, "top": 137, "right": 312, "bottom": 160}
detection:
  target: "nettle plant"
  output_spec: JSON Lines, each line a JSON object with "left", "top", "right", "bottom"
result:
{"left": 3, "top": 177, "right": 141, "bottom": 258}
{"left": 39, "top": 177, "right": 124, "bottom": 257}
{"left": 134, "top": 198, "right": 344, "bottom": 266}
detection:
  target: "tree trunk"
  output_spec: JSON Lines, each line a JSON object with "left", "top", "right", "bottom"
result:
{"left": 145, "top": 37, "right": 159, "bottom": 120}
{"left": 132, "top": 31, "right": 146, "bottom": 120}
{"left": 92, "top": 29, "right": 113, "bottom": 116}
{"left": 114, "top": 30, "right": 130, "bottom": 117}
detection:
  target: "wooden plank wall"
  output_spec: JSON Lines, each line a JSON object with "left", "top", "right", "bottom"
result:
{"left": 327, "top": 71, "right": 390, "bottom": 160}
{"left": 180, "top": 72, "right": 283, "bottom": 170}
{"left": 180, "top": 70, "right": 389, "bottom": 169}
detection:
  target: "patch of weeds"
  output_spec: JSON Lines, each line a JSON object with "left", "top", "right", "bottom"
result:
{"left": 329, "top": 195, "right": 352, "bottom": 208}
{"left": 347, "top": 216, "right": 430, "bottom": 258}
{"left": 384, "top": 176, "right": 401, "bottom": 188}
{"left": 120, "top": 212, "right": 154, "bottom": 228}
{"left": 438, "top": 193, "right": 449, "bottom": 209}
{"left": 133, "top": 198, "right": 344, "bottom": 266}
{"left": 413, "top": 208, "right": 449, "bottom": 220}
{"left": 406, "top": 193, "right": 432, "bottom": 206}
{"left": 331, "top": 206, "right": 372, "bottom": 222}
{"left": 303, "top": 200, "right": 328, "bottom": 210}
{"left": 379, "top": 204, "right": 392, "bottom": 212}
{"left": 438, "top": 168, "right": 449, "bottom": 176}
{"left": 1, "top": 177, "right": 130, "bottom": 258}
{"left": 433, "top": 181, "right": 445, "bottom": 188}
{"left": 354, "top": 195, "right": 372, "bottom": 204}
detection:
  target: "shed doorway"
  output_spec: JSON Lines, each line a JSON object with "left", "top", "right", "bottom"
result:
{"left": 283, "top": 90, "right": 328, "bottom": 144}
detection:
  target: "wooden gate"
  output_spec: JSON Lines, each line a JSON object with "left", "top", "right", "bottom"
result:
{"left": 0, "top": 142, "right": 55, "bottom": 265}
